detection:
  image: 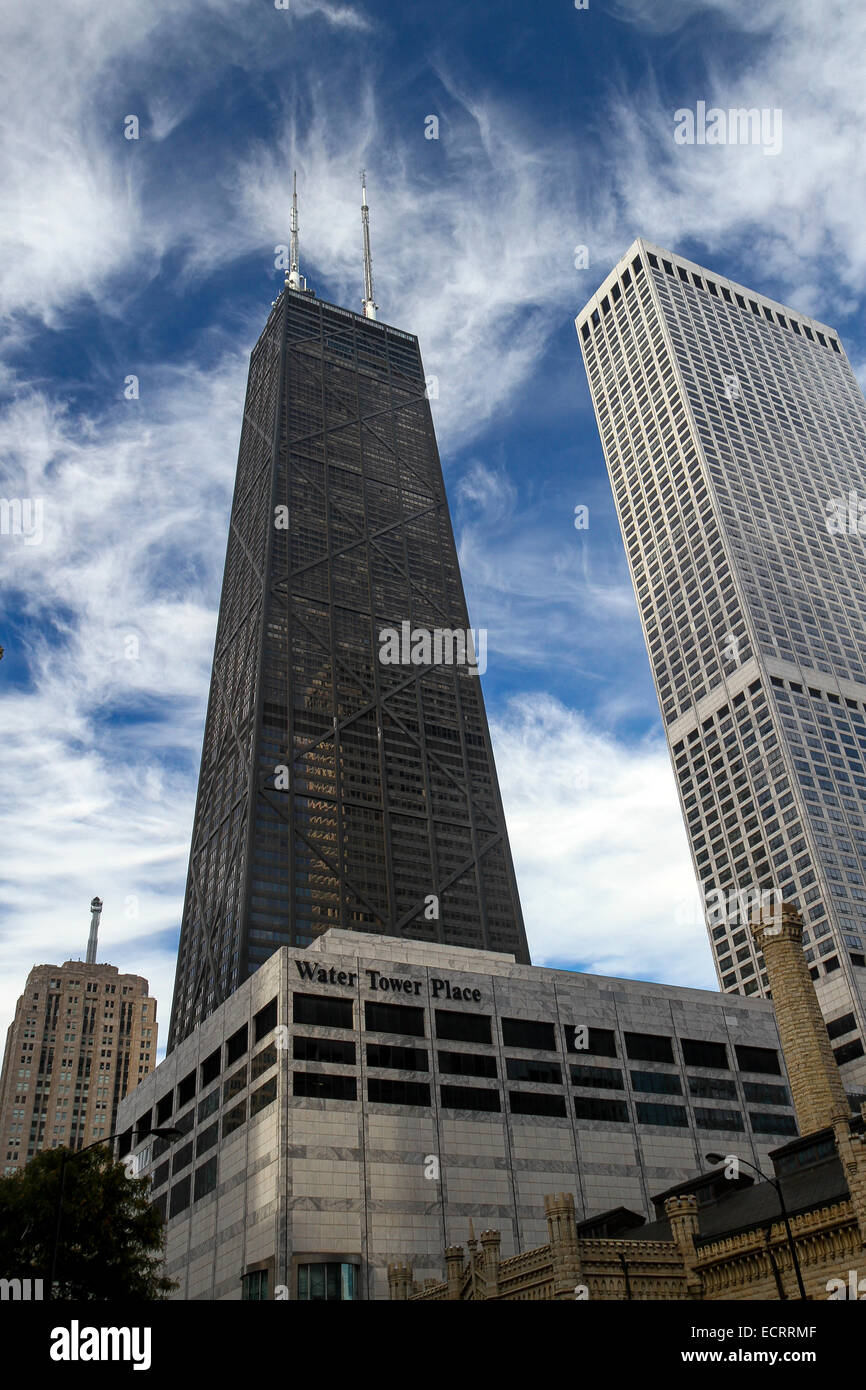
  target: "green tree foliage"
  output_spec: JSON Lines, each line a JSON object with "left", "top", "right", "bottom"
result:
{"left": 0, "top": 1145, "right": 176, "bottom": 1300}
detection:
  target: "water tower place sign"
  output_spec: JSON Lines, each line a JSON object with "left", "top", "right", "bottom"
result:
{"left": 294, "top": 959, "right": 482, "bottom": 1004}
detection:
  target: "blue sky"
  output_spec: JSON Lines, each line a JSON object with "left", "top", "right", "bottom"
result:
{"left": 2, "top": 0, "right": 865, "bottom": 1056}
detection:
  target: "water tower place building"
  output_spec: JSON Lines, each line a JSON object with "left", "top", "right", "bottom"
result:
{"left": 117, "top": 930, "right": 800, "bottom": 1300}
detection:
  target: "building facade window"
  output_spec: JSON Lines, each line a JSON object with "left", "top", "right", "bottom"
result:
{"left": 297, "top": 1262, "right": 357, "bottom": 1301}
{"left": 625, "top": 1032, "right": 675, "bottom": 1063}
{"left": 501, "top": 1018, "right": 557, "bottom": 1050}
{"left": 434, "top": 1010, "right": 491, "bottom": 1044}
{"left": 293, "top": 993, "right": 353, "bottom": 1029}
{"left": 241, "top": 1269, "right": 269, "bottom": 1301}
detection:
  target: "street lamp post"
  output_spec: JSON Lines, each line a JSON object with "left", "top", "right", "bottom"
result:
{"left": 705, "top": 1152, "right": 808, "bottom": 1300}
{"left": 46, "top": 1125, "right": 182, "bottom": 1301}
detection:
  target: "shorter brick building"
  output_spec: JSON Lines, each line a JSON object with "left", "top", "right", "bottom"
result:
{"left": 389, "top": 904, "right": 866, "bottom": 1300}
{"left": 0, "top": 901, "right": 157, "bottom": 1173}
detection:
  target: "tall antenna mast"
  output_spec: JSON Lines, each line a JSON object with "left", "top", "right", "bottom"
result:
{"left": 86, "top": 896, "right": 102, "bottom": 965}
{"left": 286, "top": 170, "right": 304, "bottom": 292}
{"left": 360, "top": 170, "right": 377, "bottom": 320}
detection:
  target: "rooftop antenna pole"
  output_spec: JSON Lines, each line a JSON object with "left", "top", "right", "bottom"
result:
{"left": 360, "top": 169, "right": 377, "bottom": 320}
{"left": 86, "top": 896, "right": 102, "bottom": 965}
{"left": 287, "top": 170, "right": 303, "bottom": 292}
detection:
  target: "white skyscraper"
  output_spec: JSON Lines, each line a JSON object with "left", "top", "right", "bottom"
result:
{"left": 577, "top": 239, "right": 866, "bottom": 1093}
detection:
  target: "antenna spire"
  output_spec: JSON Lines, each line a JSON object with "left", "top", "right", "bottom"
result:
{"left": 86, "top": 896, "right": 102, "bottom": 965}
{"left": 360, "top": 170, "right": 377, "bottom": 320}
{"left": 286, "top": 170, "right": 305, "bottom": 293}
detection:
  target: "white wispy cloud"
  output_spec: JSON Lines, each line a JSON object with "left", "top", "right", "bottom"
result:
{"left": 456, "top": 460, "right": 519, "bottom": 522}
{"left": 0, "top": 347, "right": 249, "bottom": 1049}
{"left": 490, "top": 693, "right": 711, "bottom": 986}
{"left": 0, "top": 0, "right": 372, "bottom": 324}
{"left": 608, "top": 0, "right": 866, "bottom": 325}
{"left": 294, "top": 0, "right": 372, "bottom": 28}
{"left": 453, "top": 459, "right": 645, "bottom": 680}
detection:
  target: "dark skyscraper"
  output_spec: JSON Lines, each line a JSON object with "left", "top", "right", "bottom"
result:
{"left": 168, "top": 196, "right": 527, "bottom": 1049}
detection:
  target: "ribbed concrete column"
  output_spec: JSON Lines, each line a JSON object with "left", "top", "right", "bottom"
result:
{"left": 751, "top": 902, "right": 849, "bottom": 1133}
